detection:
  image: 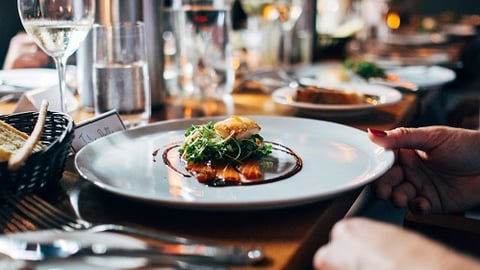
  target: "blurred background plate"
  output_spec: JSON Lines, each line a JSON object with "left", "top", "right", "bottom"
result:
{"left": 272, "top": 83, "right": 402, "bottom": 116}
{"left": 387, "top": 65, "right": 456, "bottom": 89}
{"left": 0, "top": 67, "right": 77, "bottom": 99}
{"left": 0, "top": 68, "right": 58, "bottom": 98}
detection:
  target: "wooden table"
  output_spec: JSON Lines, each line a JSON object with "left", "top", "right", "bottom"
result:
{"left": 0, "top": 90, "right": 419, "bottom": 269}
{"left": 0, "top": 91, "right": 418, "bottom": 131}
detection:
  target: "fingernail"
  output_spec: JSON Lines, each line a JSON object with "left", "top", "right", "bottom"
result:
{"left": 368, "top": 128, "right": 387, "bottom": 137}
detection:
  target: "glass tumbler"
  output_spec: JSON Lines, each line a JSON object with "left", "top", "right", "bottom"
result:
{"left": 92, "top": 21, "right": 152, "bottom": 128}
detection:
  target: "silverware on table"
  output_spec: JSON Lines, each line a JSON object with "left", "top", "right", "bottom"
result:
{"left": 0, "top": 234, "right": 263, "bottom": 266}
{"left": 0, "top": 194, "right": 265, "bottom": 266}
{"left": 367, "top": 77, "right": 419, "bottom": 92}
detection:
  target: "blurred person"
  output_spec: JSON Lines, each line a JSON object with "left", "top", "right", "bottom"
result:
{"left": 0, "top": 1, "right": 49, "bottom": 69}
{"left": 3, "top": 32, "right": 50, "bottom": 69}
{"left": 314, "top": 126, "right": 480, "bottom": 270}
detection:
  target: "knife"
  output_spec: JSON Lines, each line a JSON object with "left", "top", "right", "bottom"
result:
{"left": 0, "top": 236, "right": 264, "bottom": 266}
{"left": 367, "top": 77, "right": 419, "bottom": 92}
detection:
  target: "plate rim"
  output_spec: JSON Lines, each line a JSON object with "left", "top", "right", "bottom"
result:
{"left": 388, "top": 65, "right": 456, "bottom": 89}
{"left": 74, "top": 115, "right": 394, "bottom": 210}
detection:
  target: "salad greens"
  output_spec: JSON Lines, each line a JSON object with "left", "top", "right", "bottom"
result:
{"left": 179, "top": 121, "right": 272, "bottom": 164}
{"left": 343, "top": 58, "right": 386, "bottom": 79}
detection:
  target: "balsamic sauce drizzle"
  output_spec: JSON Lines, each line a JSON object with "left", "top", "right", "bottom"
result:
{"left": 152, "top": 141, "right": 303, "bottom": 187}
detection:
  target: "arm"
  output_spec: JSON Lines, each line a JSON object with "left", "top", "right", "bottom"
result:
{"left": 3, "top": 32, "right": 50, "bottom": 69}
{"left": 314, "top": 218, "right": 480, "bottom": 270}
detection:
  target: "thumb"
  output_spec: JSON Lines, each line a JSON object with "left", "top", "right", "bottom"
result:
{"left": 367, "top": 127, "right": 438, "bottom": 152}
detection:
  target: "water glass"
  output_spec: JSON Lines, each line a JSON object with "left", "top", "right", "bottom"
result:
{"left": 169, "top": 0, "right": 235, "bottom": 100}
{"left": 92, "top": 22, "right": 151, "bottom": 128}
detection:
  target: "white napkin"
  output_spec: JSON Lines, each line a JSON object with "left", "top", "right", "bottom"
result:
{"left": 13, "top": 86, "right": 78, "bottom": 113}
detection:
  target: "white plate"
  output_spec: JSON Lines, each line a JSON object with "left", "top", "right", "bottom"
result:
{"left": 384, "top": 32, "right": 448, "bottom": 46}
{"left": 0, "top": 68, "right": 58, "bottom": 97}
{"left": 295, "top": 63, "right": 456, "bottom": 91}
{"left": 387, "top": 65, "right": 456, "bottom": 89}
{"left": 75, "top": 116, "right": 394, "bottom": 210}
{"left": 272, "top": 83, "right": 402, "bottom": 113}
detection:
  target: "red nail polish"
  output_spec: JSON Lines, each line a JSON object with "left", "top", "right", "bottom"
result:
{"left": 368, "top": 128, "right": 387, "bottom": 137}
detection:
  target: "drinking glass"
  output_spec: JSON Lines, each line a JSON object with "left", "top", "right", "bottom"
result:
{"left": 239, "top": 0, "right": 303, "bottom": 91}
{"left": 172, "top": 0, "right": 235, "bottom": 100}
{"left": 273, "top": 0, "right": 303, "bottom": 70}
{"left": 17, "top": 0, "right": 95, "bottom": 113}
{"left": 239, "top": 0, "right": 278, "bottom": 70}
{"left": 92, "top": 22, "right": 151, "bottom": 128}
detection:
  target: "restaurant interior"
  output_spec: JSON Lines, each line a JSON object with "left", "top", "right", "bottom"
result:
{"left": 0, "top": 0, "right": 479, "bottom": 269}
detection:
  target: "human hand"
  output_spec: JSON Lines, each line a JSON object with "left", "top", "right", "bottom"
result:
{"left": 313, "top": 218, "right": 480, "bottom": 270}
{"left": 368, "top": 126, "right": 480, "bottom": 214}
{"left": 3, "top": 32, "right": 50, "bottom": 69}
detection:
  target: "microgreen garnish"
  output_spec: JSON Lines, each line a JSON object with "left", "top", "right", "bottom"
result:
{"left": 179, "top": 121, "right": 272, "bottom": 164}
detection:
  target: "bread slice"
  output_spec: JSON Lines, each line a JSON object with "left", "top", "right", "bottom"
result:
{"left": 0, "top": 120, "right": 44, "bottom": 162}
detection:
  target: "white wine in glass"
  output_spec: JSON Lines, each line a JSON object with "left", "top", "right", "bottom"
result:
{"left": 18, "top": 0, "right": 95, "bottom": 113}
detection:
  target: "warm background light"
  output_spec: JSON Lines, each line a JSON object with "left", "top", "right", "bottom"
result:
{"left": 387, "top": 12, "right": 401, "bottom": 29}
{"left": 263, "top": 4, "right": 278, "bottom": 21}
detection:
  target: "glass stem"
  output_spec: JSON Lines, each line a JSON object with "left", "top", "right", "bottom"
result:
{"left": 281, "top": 27, "right": 293, "bottom": 71}
{"left": 53, "top": 56, "right": 68, "bottom": 113}
{"left": 247, "top": 16, "right": 260, "bottom": 31}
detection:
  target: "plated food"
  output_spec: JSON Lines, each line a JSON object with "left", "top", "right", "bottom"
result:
{"left": 156, "top": 116, "right": 302, "bottom": 187}
{"left": 272, "top": 83, "right": 402, "bottom": 115}
{"left": 342, "top": 58, "right": 387, "bottom": 80}
{"left": 296, "top": 84, "right": 378, "bottom": 105}
{"left": 75, "top": 116, "right": 394, "bottom": 210}
{"left": 296, "top": 59, "right": 433, "bottom": 92}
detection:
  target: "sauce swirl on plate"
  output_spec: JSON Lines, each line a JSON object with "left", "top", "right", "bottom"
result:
{"left": 152, "top": 116, "right": 302, "bottom": 187}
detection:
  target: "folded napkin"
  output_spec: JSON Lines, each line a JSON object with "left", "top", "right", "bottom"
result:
{"left": 13, "top": 86, "right": 78, "bottom": 114}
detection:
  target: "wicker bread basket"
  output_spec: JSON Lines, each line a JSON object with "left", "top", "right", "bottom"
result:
{"left": 0, "top": 111, "right": 74, "bottom": 196}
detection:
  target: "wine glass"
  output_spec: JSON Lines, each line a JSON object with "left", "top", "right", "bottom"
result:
{"left": 175, "top": 0, "right": 235, "bottom": 100}
{"left": 273, "top": 0, "right": 303, "bottom": 71}
{"left": 239, "top": 0, "right": 277, "bottom": 70}
{"left": 17, "top": 0, "right": 95, "bottom": 113}
{"left": 238, "top": 0, "right": 303, "bottom": 92}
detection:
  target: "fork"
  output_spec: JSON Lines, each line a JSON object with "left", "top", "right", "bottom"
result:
{"left": 0, "top": 194, "right": 188, "bottom": 244}
{"left": 0, "top": 194, "right": 265, "bottom": 265}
